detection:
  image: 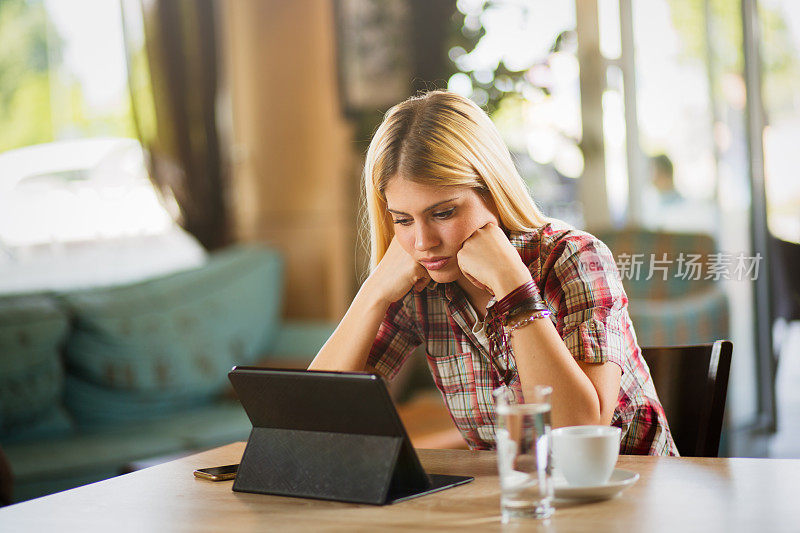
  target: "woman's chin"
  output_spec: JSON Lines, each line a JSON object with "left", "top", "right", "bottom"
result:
{"left": 427, "top": 268, "right": 460, "bottom": 284}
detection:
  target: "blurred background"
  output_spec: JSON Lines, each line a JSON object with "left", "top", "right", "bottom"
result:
{"left": 1, "top": 0, "right": 799, "bottom": 504}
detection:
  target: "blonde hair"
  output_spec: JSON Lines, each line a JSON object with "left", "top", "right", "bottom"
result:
{"left": 363, "top": 90, "right": 547, "bottom": 270}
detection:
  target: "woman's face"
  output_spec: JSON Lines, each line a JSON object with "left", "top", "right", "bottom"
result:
{"left": 384, "top": 177, "right": 500, "bottom": 284}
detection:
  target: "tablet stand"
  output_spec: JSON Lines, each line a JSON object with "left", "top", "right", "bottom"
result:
{"left": 228, "top": 367, "right": 473, "bottom": 505}
{"left": 233, "top": 428, "right": 405, "bottom": 505}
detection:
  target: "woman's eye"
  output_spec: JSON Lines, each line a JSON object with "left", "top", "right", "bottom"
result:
{"left": 433, "top": 208, "right": 455, "bottom": 220}
{"left": 392, "top": 218, "right": 412, "bottom": 226}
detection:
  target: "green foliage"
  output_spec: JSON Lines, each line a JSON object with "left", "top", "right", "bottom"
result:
{"left": 0, "top": 0, "right": 61, "bottom": 151}
{"left": 668, "top": 0, "right": 743, "bottom": 71}
{"left": 490, "top": 93, "right": 528, "bottom": 152}
{"left": 668, "top": 0, "right": 800, "bottom": 116}
{"left": 129, "top": 42, "right": 156, "bottom": 143}
{"left": 0, "top": 0, "right": 151, "bottom": 153}
{"left": 447, "top": 2, "right": 543, "bottom": 115}
{"left": 759, "top": 4, "right": 800, "bottom": 115}
{"left": 0, "top": 70, "right": 52, "bottom": 150}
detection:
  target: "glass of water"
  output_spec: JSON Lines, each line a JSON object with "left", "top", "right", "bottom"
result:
{"left": 493, "top": 385, "right": 554, "bottom": 522}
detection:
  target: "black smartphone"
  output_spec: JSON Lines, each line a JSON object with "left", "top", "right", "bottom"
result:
{"left": 193, "top": 464, "right": 239, "bottom": 481}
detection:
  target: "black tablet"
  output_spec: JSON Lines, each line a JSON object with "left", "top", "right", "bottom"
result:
{"left": 227, "top": 366, "right": 473, "bottom": 505}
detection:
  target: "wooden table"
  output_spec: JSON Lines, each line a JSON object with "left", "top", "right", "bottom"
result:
{"left": 1, "top": 442, "right": 798, "bottom": 532}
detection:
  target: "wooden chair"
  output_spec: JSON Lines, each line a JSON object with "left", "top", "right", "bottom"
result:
{"left": 641, "top": 340, "right": 733, "bottom": 457}
{"left": 0, "top": 445, "right": 12, "bottom": 506}
{"left": 769, "top": 235, "right": 800, "bottom": 369}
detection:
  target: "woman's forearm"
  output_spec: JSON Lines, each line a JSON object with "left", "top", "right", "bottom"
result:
{"left": 488, "top": 268, "right": 613, "bottom": 428}
{"left": 308, "top": 278, "right": 390, "bottom": 372}
{"left": 510, "top": 319, "right": 605, "bottom": 427}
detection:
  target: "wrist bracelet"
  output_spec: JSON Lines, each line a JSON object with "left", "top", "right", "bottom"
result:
{"left": 505, "top": 309, "right": 552, "bottom": 333}
{"left": 485, "top": 279, "right": 547, "bottom": 387}
{"left": 493, "top": 280, "right": 541, "bottom": 316}
{"left": 505, "top": 296, "right": 547, "bottom": 323}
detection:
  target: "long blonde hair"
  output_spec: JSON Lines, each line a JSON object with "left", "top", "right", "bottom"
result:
{"left": 363, "top": 90, "right": 547, "bottom": 270}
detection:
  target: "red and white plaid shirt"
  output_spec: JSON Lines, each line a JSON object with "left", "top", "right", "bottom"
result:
{"left": 368, "top": 221, "right": 678, "bottom": 455}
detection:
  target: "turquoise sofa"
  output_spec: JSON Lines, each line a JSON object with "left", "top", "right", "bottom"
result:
{"left": 0, "top": 245, "right": 333, "bottom": 503}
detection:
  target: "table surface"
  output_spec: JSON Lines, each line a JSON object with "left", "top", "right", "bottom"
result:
{"left": 1, "top": 442, "right": 799, "bottom": 532}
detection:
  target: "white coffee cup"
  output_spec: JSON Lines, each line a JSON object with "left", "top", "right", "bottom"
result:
{"left": 551, "top": 425, "right": 621, "bottom": 487}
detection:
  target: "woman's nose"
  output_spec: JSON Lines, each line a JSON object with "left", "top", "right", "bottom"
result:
{"left": 414, "top": 222, "right": 440, "bottom": 251}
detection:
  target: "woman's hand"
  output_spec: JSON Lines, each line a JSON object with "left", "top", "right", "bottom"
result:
{"left": 310, "top": 237, "right": 424, "bottom": 374}
{"left": 367, "top": 237, "right": 431, "bottom": 306}
{"left": 457, "top": 223, "right": 532, "bottom": 299}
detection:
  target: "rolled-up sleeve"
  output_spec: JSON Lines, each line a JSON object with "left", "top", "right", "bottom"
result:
{"left": 367, "top": 293, "right": 423, "bottom": 380}
{"left": 544, "top": 235, "right": 628, "bottom": 371}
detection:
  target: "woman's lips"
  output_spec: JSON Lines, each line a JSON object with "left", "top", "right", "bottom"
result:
{"left": 419, "top": 257, "right": 450, "bottom": 270}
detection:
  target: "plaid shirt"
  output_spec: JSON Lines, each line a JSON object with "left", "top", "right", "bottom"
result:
{"left": 368, "top": 221, "right": 678, "bottom": 455}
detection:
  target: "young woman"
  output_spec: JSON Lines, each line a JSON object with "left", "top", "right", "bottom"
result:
{"left": 310, "top": 90, "right": 677, "bottom": 455}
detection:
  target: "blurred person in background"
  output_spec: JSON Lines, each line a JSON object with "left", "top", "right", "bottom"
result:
{"left": 642, "top": 153, "right": 714, "bottom": 232}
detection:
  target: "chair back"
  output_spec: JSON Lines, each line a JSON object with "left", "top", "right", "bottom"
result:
{"left": 769, "top": 235, "right": 800, "bottom": 322}
{"left": 641, "top": 340, "right": 732, "bottom": 457}
{"left": 0, "top": 445, "right": 12, "bottom": 506}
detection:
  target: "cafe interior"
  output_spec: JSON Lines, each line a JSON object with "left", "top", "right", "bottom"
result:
{"left": 1, "top": 0, "right": 799, "bottom": 529}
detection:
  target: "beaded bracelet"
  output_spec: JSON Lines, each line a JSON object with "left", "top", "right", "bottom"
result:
{"left": 505, "top": 308, "right": 552, "bottom": 333}
{"left": 505, "top": 297, "right": 547, "bottom": 323}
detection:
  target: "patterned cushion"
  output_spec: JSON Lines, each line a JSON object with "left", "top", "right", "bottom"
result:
{"left": 595, "top": 229, "right": 730, "bottom": 346}
{"left": 59, "top": 245, "right": 283, "bottom": 411}
{"left": 595, "top": 229, "right": 717, "bottom": 300}
{"left": 0, "top": 406, "right": 73, "bottom": 445}
{"left": 0, "top": 294, "right": 69, "bottom": 432}
{"left": 63, "top": 374, "right": 215, "bottom": 426}
{"left": 628, "top": 290, "right": 730, "bottom": 346}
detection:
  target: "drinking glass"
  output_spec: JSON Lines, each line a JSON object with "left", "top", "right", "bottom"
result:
{"left": 493, "top": 385, "right": 554, "bottom": 522}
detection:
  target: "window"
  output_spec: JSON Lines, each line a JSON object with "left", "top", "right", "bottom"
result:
{"left": 0, "top": 0, "right": 203, "bottom": 293}
{"left": 0, "top": 0, "right": 171, "bottom": 246}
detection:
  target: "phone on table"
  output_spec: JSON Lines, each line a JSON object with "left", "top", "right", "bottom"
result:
{"left": 193, "top": 464, "right": 239, "bottom": 481}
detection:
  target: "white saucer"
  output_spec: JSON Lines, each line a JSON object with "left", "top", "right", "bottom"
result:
{"left": 553, "top": 468, "right": 639, "bottom": 500}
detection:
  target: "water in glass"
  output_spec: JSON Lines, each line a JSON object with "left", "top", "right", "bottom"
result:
{"left": 494, "top": 386, "right": 554, "bottom": 522}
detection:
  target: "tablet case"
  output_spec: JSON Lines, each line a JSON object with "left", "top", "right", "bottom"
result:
{"left": 227, "top": 367, "right": 473, "bottom": 505}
